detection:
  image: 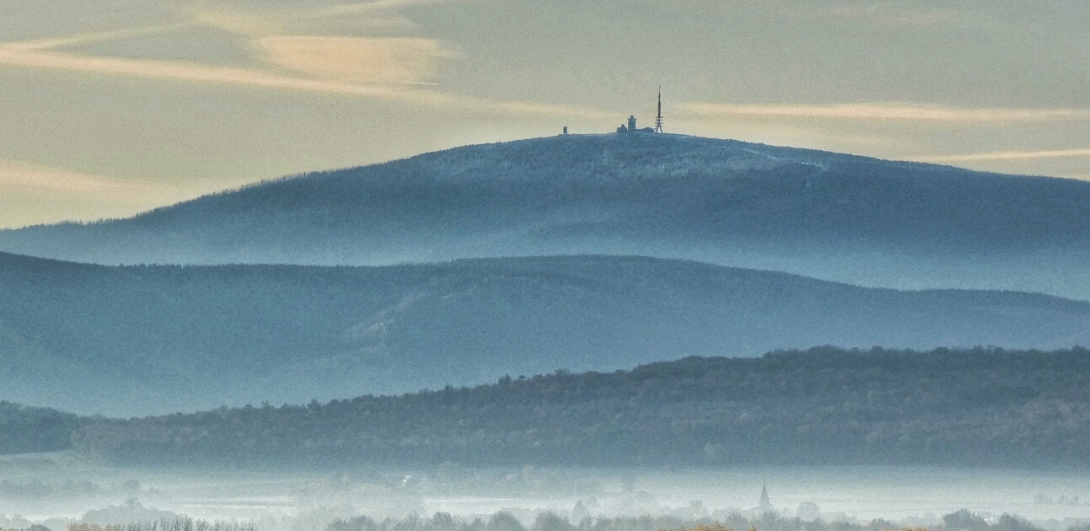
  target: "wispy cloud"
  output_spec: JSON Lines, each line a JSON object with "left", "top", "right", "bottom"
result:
{"left": 256, "top": 35, "right": 459, "bottom": 85}
{"left": 184, "top": 7, "right": 286, "bottom": 37}
{"left": 0, "top": 41, "right": 606, "bottom": 119}
{"left": 0, "top": 159, "right": 177, "bottom": 200}
{"left": 0, "top": 160, "right": 188, "bottom": 228}
{"left": 0, "top": 45, "right": 404, "bottom": 97}
{"left": 184, "top": 0, "right": 452, "bottom": 39}
{"left": 917, "top": 148, "right": 1090, "bottom": 163}
{"left": 318, "top": 0, "right": 464, "bottom": 16}
{"left": 678, "top": 102, "right": 1090, "bottom": 123}
{"left": 0, "top": 0, "right": 607, "bottom": 121}
{"left": 7, "top": 23, "right": 194, "bottom": 51}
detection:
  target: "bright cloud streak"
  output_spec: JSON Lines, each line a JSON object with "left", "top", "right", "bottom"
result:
{"left": 678, "top": 102, "right": 1090, "bottom": 123}
{"left": 918, "top": 149, "right": 1090, "bottom": 163}
{"left": 0, "top": 43, "right": 606, "bottom": 119}
{"left": 0, "top": 159, "right": 176, "bottom": 199}
{"left": 256, "top": 36, "right": 459, "bottom": 84}
{"left": 319, "top": 0, "right": 463, "bottom": 16}
{"left": 0, "top": 1, "right": 612, "bottom": 124}
{"left": 0, "top": 46, "right": 402, "bottom": 97}
{"left": 0, "top": 160, "right": 186, "bottom": 228}
{"left": 8, "top": 23, "right": 193, "bottom": 51}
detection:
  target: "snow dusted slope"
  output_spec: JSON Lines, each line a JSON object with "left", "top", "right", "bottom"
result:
{"left": 2, "top": 134, "right": 1089, "bottom": 299}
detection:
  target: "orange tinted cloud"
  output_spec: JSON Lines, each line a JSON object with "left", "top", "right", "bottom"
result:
{"left": 0, "top": 41, "right": 605, "bottom": 119}
{"left": 0, "top": 45, "right": 423, "bottom": 99}
{"left": 256, "top": 35, "right": 459, "bottom": 85}
{"left": 9, "top": 23, "right": 193, "bottom": 51}
{"left": 0, "top": 159, "right": 177, "bottom": 199}
{"left": 679, "top": 102, "right": 1090, "bottom": 123}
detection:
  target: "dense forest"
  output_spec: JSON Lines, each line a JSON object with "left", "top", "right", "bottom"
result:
{"left": 64, "top": 347, "right": 1090, "bottom": 469}
{"left": 0, "top": 402, "right": 85, "bottom": 455}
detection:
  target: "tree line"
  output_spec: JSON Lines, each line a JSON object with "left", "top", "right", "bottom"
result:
{"left": 56, "top": 346, "right": 1090, "bottom": 469}
{"left": 327, "top": 509, "right": 1052, "bottom": 531}
{"left": 0, "top": 509, "right": 1068, "bottom": 531}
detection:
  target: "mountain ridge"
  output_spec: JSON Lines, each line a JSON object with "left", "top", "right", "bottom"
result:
{"left": 2, "top": 134, "right": 1089, "bottom": 299}
{"left": 1, "top": 251, "right": 1088, "bottom": 417}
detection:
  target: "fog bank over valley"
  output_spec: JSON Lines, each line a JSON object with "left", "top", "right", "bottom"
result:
{"left": 3, "top": 458, "right": 1090, "bottom": 531}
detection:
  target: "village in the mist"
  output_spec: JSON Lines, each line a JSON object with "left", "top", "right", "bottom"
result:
{"left": 4, "top": 2, "right": 1090, "bottom": 531}
{"left": 5, "top": 456, "right": 1090, "bottom": 531}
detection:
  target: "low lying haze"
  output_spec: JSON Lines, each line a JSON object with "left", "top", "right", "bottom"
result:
{"left": 3, "top": 1, "right": 1090, "bottom": 228}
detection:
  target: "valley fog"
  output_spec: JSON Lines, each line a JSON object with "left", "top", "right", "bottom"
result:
{"left": 4, "top": 454, "right": 1090, "bottom": 531}
{"left": 4, "top": 2, "right": 1090, "bottom": 531}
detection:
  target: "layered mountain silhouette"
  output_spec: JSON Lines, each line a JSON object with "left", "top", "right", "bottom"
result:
{"left": 2, "top": 134, "right": 1089, "bottom": 300}
{"left": 1, "top": 251, "right": 1088, "bottom": 417}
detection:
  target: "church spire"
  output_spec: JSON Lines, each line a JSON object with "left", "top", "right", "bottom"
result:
{"left": 758, "top": 484, "right": 773, "bottom": 512}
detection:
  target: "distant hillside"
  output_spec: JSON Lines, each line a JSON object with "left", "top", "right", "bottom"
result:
{"left": 71, "top": 347, "right": 1090, "bottom": 469}
{"left": 2, "top": 135, "right": 1089, "bottom": 299}
{"left": 0, "top": 402, "right": 84, "bottom": 455}
{"left": 2, "top": 252, "right": 1089, "bottom": 416}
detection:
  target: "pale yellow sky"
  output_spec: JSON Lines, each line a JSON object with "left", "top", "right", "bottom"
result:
{"left": 2, "top": 0, "right": 1090, "bottom": 228}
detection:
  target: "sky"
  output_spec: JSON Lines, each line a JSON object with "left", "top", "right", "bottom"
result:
{"left": 2, "top": 0, "right": 1090, "bottom": 228}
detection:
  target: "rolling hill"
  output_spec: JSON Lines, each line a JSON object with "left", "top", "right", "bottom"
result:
{"left": 1, "top": 252, "right": 1088, "bottom": 417}
{"left": 1, "top": 134, "right": 1089, "bottom": 299}
{"left": 70, "top": 347, "right": 1090, "bottom": 469}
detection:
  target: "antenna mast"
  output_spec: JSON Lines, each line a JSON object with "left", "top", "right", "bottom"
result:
{"left": 654, "top": 86, "right": 664, "bottom": 133}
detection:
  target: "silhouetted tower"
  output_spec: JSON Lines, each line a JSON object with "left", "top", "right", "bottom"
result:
{"left": 628, "top": 115, "right": 637, "bottom": 131}
{"left": 654, "top": 87, "right": 664, "bottom": 133}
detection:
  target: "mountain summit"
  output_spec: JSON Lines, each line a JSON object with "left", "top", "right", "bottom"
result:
{"left": 2, "top": 134, "right": 1089, "bottom": 298}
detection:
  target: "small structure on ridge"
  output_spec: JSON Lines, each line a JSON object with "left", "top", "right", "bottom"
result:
{"left": 616, "top": 89, "right": 663, "bottom": 134}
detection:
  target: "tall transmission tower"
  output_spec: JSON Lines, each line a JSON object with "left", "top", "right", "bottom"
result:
{"left": 654, "top": 87, "right": 664, "bottom": 133}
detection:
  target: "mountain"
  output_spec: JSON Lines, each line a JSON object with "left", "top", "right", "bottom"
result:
{"left": 2, "top": 134, "right": 1089, "bottom": 300}
{"left": 71, "top": 347, "right": 1090, "bottom": 469}
{"left": 1, "top": 252, "right": 1089, "bottom": 417}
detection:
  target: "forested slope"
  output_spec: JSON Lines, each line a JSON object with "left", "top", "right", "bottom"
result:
{"left": 0, "top": 402, "right": 84, "bottom": 455}
{"left": 71, "top": 347, "right": 1090, "bottom": 469}
{"left": 2, "top": 252, "right": 1089, "bottom": 416}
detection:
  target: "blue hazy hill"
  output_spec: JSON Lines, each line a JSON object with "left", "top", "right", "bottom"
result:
{"left": 2, "top": 134, "right": 1089, "bottom": 299}
{"left": 1, "top": 252, "right": 1088, "bottom": 417}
